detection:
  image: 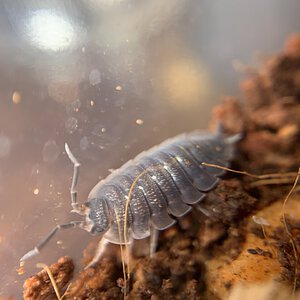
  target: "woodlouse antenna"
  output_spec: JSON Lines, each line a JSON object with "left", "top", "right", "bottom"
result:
{"left": 64, "top": 143, "right": 83, "bottom": 214}
{"left": 20, "top": 221, "right": 87, "bottom": 262}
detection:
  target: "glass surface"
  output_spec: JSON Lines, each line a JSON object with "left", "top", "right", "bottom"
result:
{"left": 0, "top": 0, "right": 300, "bottom": 297}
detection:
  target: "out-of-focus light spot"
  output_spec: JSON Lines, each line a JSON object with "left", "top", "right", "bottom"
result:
{"left": 65, "top": 117, "right": 78, "bottom": 134}
{"left": 97, "top": 0, "right": 126, "bottom": 6}
{"left": 0, "top": 134, "right": 11, "bottom": 158}
{"left": 42, "top": 140, "right": 59, "bottom": 163}
{"left": 115, "top": 85, "right": 122, "bottom": 91}
{"left": 33, "top": 188, "right": 39, "bottom": 195}
{"left": 48, "top": 81, "right": 79, "bottom": 104}
{"left": 68, "top": 99, "right": 81, "bottom": 113}
{"left": 90, "top": 100, "right": 94, "bottom": 106}
{"left": 25, "top": 9, "right": 76, "bottom": 52}
{"left": 80, "top": 136, "right": 89, "bottom": 151}
{"left": 12, "top": 91, "right": 22, "bottom": 104}
{"left": 136, "top": 119, "right": 144, "bottom": 125}
{"left": 232, "top": 59, "right": 248, "bottom": 73}
{"left": 89, "top": 69, "right": 101, "bottom": 86}
{"left": 160, "top": 58, "right": 211, "bottom": 108}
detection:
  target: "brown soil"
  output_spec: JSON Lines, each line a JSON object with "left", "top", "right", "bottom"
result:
{"left": 22, "top": 34, "right": 300, "bottom": 300}
{"left": 23, "top": 256, "right": 74, "bottom": 300}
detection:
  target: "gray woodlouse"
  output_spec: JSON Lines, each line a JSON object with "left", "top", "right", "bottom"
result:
{"left": 21, "top": 126, "right": 240, "bottom": 267}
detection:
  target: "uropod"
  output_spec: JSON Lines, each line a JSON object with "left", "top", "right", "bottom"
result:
{"left": 21, "top": 126, "right": 240, "bottom": 268}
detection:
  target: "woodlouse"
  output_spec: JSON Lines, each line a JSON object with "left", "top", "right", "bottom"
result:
{"left": 21, "top": 126, "right": 240, "bottom": 267}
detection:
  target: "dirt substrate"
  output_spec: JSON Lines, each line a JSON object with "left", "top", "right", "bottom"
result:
{"left": 23, "top": 34, "right": 300, "bottom": 300}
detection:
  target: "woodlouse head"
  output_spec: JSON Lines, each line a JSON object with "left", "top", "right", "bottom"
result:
{"left": 84, "top": 198, "right": 110, "bottom": 235}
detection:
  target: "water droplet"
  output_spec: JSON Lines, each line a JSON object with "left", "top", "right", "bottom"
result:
{"left": 0, "top": 134, "right": 11, "bottom": 158}
{"left": 42, "top": 140, "right": 59, "bottom": 163}
{"left": 89, "top": 69, "right": 101, "bottom": 86}
{"left": 12, "top": 91, "right": 22, "bottom": 104}
{"left": 136, "top": 119, "right": 144, "bottom": 125}
{"left": 66, "top": 99, "right": 81, "bottom": 114}
{"left": 92, "top": 124, "right": 106, "bottom": 137}
{"left": 252, "top": 215, "right": 270, "bottom": 226}
{"left": 65, "top": 117, "right": 78, "bottom": 134}
{"left": 80, "top": 136, "right": 89, "bottom": 151}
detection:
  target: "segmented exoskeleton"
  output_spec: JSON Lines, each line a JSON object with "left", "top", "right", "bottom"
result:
{"left": 21, "top": 127, "right": 240, "bottom": 267}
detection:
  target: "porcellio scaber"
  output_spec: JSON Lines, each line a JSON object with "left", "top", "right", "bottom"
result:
{"left": 21, "top": 127, "right": 240, "bottom": 266}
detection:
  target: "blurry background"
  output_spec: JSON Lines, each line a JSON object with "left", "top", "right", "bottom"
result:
{"left": 0, "top": 0, "right": 300, "bottom": 297}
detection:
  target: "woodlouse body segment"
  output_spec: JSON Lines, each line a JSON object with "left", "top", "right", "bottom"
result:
{"left": 20, "top": 127, "right": 240, "bottom": 264}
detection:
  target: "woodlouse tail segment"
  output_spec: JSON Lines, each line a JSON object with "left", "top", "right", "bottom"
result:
{"left": 214, "top": 120, "right": 243, "bottom": 144}
{"left": 225, "top": 133, "right": 243, "bottom": 144}
{"left": 214, "top": 121, "right": 224, "bottom": 136}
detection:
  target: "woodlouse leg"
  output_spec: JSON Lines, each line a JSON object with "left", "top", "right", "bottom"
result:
{"left": 195, "top": 205, "right": 212, "bottom": 217}
{"left": 65, "top": 143, "right": 84, "bottom": 215}
{"left": 20, "top": 221, "right": 87, "bottom": 262}
{"left": 85, "top": 238, "right": 110, "bottom": 269}
{"left": 150, "top": 227, "right": 159, "bottom": 258}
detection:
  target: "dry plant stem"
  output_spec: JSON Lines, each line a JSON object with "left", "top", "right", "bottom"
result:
{"left": 261, "top": 224, "right": 277, "bottom": 258}
{"left": 250, "top": 178, "right": 297, "bottom": 187}
{"left": 121, "top": 169, "right": 149, "bottom": 298}
{"left": 122, "top": 165, "right": 175, "bottom": 296}
{"left": 122, "top": 167, "right": 166, "bottom": 298}
{"left": 201, "top": 162, "right": 297, "bottom": 179}
{"left": 61, "top": 282, "right": 72, "bottom": 299}
{"left": 123, "top": 167, "right": 166, "bottom": 277}
{"left": 124, "top": 171, "right": 147, "bottom": 278}
{"left": 115, "top": 208, "right": 128, "bottom": 300}
{"left": 281, "top": 167, "right": 300, "bottom": 294}
{"left": 36, "top": 263, "right": 62, "bottom": 300}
